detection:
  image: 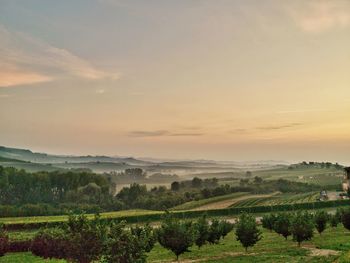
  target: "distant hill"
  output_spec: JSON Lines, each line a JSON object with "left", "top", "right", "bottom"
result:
{"left": 0, "top": 145, "right": 288, "bottom": 173}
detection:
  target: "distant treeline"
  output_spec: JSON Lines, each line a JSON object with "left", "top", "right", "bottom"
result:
{"left": 107, "top": 168, "right": 179, "bottom": 183}
{"left": 289, "top": 161, "right": 343, "bottom": 170}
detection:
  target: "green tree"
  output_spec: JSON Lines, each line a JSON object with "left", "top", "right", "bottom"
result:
{"left": 290, "top": 212, "right": 314, "bottom": 246}
{"left": 273, "top": 213, "right": 291, "bottom": 240}
{"left": 157, "top": 212, "right": 197, "bottom": 261}
{"left": 341, "top": 208, "right": 350, "bottom": 231}
{"left": 105, "top": 221, "right": 148, "bottom": 263}
{"left": 171, "top": 181, "right": 180, "bottom": 191}
{"left": 0, "top": 223, "right": 8, "bottom": 257}
{"left": 130, "top": 224, "right": 156, "bottom": 253}
{"left": 314, "top": 211, "right": 328, "bottom": 235}
{"left": 261, "top": 214, "right": 277, "bottom": 232}
{"left": 235, "top": 213, "right": 261, "bottom": 252}
{"left": 207, "top": 219, "right": 222, "bottom": 244}
{"left": 219, "top": 220, "right": 234, "bottom": 239}
{"left": 194, "top": 215, "right": 210, "bottom": 249}
{"left": 65, "top": 213, "right": 107, "bottom": 263}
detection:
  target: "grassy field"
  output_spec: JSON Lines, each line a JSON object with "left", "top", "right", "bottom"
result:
{"left": 229, "top": 192, "right": 320, "bottom": 208}
{"left": 0, "top": 209, "right": 162, "bottom": 225}
{"left": 219, "top": 166, "right": 343, "bottom": 187}
{"left": 2, "top": 225, "right": 350, "bottom": 262}
{"left": 171, "top": 192, "right": 249, "bottom": 211}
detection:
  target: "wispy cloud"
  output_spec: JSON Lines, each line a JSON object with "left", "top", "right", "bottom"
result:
{"left": 257, "top": 123, "right": 303, "bottom": 131}
{"left": 0, "top": 25, "right": 120, "bottom": 88}
{"left": 128, "top": 130, "right": 203, "bottom": 137}
{"left": 287, "top": 1, "right": 350, "bottom": 33}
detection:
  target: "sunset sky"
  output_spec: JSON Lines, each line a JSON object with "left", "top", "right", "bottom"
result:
{"left": 1, "top": 0, "right": 350, "bottom": 163}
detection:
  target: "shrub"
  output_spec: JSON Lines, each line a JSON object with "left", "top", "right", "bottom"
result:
{"left": 130, "top": 224, "right": 156, "bottom": 253}
{"left": 261, "top": 214, "right": 277, "bottom": 232}
{"left": 104, "top": 221, "right": 148, "bottom": 263}
{"left": 219, "top": 220, "right": 234, "bottom": 239}
{"left": 194, "top": 215, "right": 210, "bottom": 249}
{"left": 0, "top": 223, "right": 9, "bottom": 257}
{"left": 207, "top": 219, "right": 222, "bottom": 244}
{"left": 291, "top": 211, "right": 314, "bottom": 246}
{"left": 341, "top": 208, "right": 350, "bottom": 231}
{"left": 235, "top": 213, "right": 261, "bottom": 252}
{"left": 314, "top": 211, "right": 328, "bottom": 235}
{"left": 31, "top": 227, "right": 68, "bottom": 259}
{"left": 157, "top": 212, "right": 197, "bottom": 261}
{"left": 273, "top": 213, "right": 291, "bottom": 240}
{"left": 66, "top": 213, "right": 108, "bottom": 263}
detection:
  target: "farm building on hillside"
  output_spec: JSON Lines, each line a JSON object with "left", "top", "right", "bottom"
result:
{"left": 342, "top": 167, "right": 350, "bottom": 192}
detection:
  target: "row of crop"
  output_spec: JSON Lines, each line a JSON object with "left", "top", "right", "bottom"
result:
{"left": 3, "top": 199, "right": 350, "bottom": 231}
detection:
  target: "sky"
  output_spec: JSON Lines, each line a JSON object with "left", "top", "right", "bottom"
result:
{"left": 0, "top": 0, "right": 350, "bottom": 164}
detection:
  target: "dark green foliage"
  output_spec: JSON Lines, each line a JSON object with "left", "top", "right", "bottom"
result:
{"left": 171, "top": 181, "right": 180, "bottom": 191}
{"left": 157, "top": 212, "right": 197, "bottom": 260}
{"left": 273, "top": 213, "right": 291, "bottom": 240}
{"left": 0, "top": 223, "right": 8, "bottom": 257}
{"left": 261, "top": 214, "right": 277, "bottom": 232}
{"left": 235, "top": 213, "right": 261, "bottom": 252}
{"left": 314, "top": 211, "right": 328, "bottom": 235}
{"left": 130, "top": 224, "right": 156, "bottom": 253}
{"left": 290, "top": 212, "right": 314, "bottom": 246}
{"left": 330, "top": 214, "right": 339, "bottom": 228}
{"left": 65, "top": 213, "right": 108, "bottom": 263}
{"left": 207, "top": 219, "right": 222, "bottom": 244}
{"left": 104, "top": 221, "right": 148, "bottom": 263}
{"left": 341, "top": 208, "right": 350, "bottom": 231}
{"left": 31, "top": 228, "right": 68, "bottom": 259}
{"left": 219, "top": 220, "right": 234, "bottom": 239}
{"left": 194, "top": 215, "right": 210, "bottom": 248}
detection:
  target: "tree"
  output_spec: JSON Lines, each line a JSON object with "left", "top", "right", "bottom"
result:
{"left": 0, "top": 223, "right": 8, "bottom": 257}
{"left": 157, "top": 212, "right": 197, "bottom": 261}
{"left": 207, "top": 219, "right": 222, "bottom": 244}
{"left": 290, "top": 212, "right": 314, "bottom": 246}
{"left": 171, "top": 181, "right": 180, "bottom": 191}
{"left": 273, "top": 213, "right": 291, "bottom": 240}
{"left": 104, "top": 221, "right": 149, "bottom": 263}
{"left": 314, "top": 211, "right": 328, "bottom": 235}
{"left": 330, "top": 214, "right": 339, "bottom": 228}
{"left": 194, "top": 215, "right": 210, "bottom": 249}
{"left": 130, "top": 224, "right": 156, "bottom": 253}
{"left": 261, "top": 214, "right": 277, "bottom": 232}
{"left": 65, "top": 213, "right": 107, "bottom": 263}
{"left": 253, "top": 176, "right": 263, "bottom": 184}
{"left": 191, "top": 177, "right": 202, "bottom": 188}
{"left": 341, "top": 208, "right": 350, "bottom": 231}
{"left": 235, "top": 213, "right": 261, "bottom": 252}
{"left": 219, "top": 220, "right": 234, "bottom": 239}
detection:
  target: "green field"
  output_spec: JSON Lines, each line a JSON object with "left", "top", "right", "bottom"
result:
{"left": 229, "top": 192, "right": 320, "bottom": 208}
{"left": 171, "top": 192, "right": 249, "bottom": 211}
{"left": 2, "top": 226, "right": 350, "bottom": 262}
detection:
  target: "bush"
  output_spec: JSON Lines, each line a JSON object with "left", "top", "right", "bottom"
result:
{"left": 130, "top": 224, "right": 156, "bottom": 253}
{"left": 194, "top": 215, "right": 210, "bottom": 249}
{"left": 207, "top": 219, "right": 222, "bottom": 244}
{"left": 291, "top": 211, "right": 314, "bottom": 246}
{"left": 65, "top": 213, "right": 108, "bottom": 263}
{"left": 219, "top": 220, "right": 234, "bottom": 239}
{"left": 31, "top": 227, "right": 68, "bottom": 259}
{"left": 341, "top": 208, "right": 350, "bottom": 231}
{"left": 104, "top": 221, "right": 148, "bottom": 263}
{"left": 314, "top": 211, "right": 328, "bottom": 235}
{"left": 235, "top": 213, "right": 261, "bottom": 252}
{"left": 273, "top": 213, "right": 291, "bottom": 240}
{"left": 261, "top": 214, "right": 277, "bottom": 232}
{"left": 0, "top": 223, "right": 9, "bottom": 257}
{"left": 157, "top": 212, "right": 197, "bottom": 261}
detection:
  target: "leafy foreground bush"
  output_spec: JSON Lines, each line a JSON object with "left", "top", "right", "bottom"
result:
{"left": 235, "top": 213, "right": 261, "bottom": 252}
{"left": 0, "top": 224, "right": 8, "bottom": 257}
{"left": 157, "top": 212, "right": 197, "bottom": 261}
{"left": 290, "top": 211, "right": 314, "bottom": 247}
{"left": 273, "top": 213, "right": 291, "bottom": 240}
{"left": 314, "top": 210, "right": 328, "bottom": 235}
{"left": 31, "top": 227, "right": 68, "bottom": 260}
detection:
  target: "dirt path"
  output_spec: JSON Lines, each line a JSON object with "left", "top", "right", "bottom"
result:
{"left": 302, "top": 244, "right": 340, "bottom": 257}
{"left": 191, "top": 192, "right": 279, "bottom": 211}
